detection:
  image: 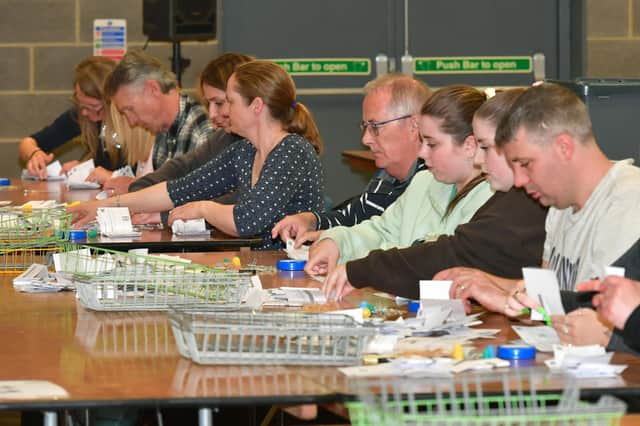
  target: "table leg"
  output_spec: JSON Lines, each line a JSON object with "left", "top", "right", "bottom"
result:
{"left": 42, "top": 411, "right": 57, "bottom": 426}
{"left": 198, "top": 407, "right": 212, "bottom": 426}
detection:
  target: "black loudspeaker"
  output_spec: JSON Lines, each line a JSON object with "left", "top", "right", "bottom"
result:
{"left": 143, "top": 0, "right": 217, "bottom": 42}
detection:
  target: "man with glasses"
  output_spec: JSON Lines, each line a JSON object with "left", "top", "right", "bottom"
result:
{"left": 272, "top": 73, "right": 431, "bottom": 246}
{"left": 19, "top": 56, "right": 126, "bottom": 179}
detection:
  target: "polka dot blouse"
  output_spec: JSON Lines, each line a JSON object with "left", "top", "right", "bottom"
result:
{"left": 167, "top": 133, "right": 325, "bottom": 249}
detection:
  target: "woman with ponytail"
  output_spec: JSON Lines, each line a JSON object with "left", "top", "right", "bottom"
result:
{"left": 69, "top": 60, "right": 325, "bottom": 249}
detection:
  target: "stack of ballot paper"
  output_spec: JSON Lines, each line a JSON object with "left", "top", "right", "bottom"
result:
{"left": 96, "top": 207, "right": 141, "bottom": 238}
{"left": 171, "top": 218, "right": 209, "bottom": 236}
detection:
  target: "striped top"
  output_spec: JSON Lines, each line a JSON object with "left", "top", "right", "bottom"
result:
{"left": 313, "top": 159, "right": 426, "bottom": 230}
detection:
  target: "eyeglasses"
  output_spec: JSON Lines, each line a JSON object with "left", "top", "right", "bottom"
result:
{"left": 72, "top": 95, "right": 104, "bottom": 114}
{"left": 359, "top": 114, "right": 411, "bottom": 137}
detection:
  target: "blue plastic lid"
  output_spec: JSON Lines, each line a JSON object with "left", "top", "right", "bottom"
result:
{"left": 408, "top": 300, "right": 421, "bottom": 313}
{"left": 497, "top": 344, "right": 536, "bottom": 360}
{"left": 69, "top": 230, "right": 87, "bottom": 241}
{"left": 0, "top": 178, "right": 10, "bottom": 186}
{"left": 277, "top": 259, "right": 306, "bottom": 271}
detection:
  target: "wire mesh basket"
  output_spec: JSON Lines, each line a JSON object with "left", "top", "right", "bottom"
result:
{"left": 347, "top": 369, "right": 626, "bottom": 426}
{"left": 169, "top": 307, "right": 376, "bottom": 366}
{"left": 0, "top": 208, "right": 71, "bottom": 273}
{"left": 57, "top": 245, "right": 252, "bottom": 311}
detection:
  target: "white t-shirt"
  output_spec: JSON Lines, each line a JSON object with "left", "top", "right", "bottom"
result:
{"left": 544, "top": 159, "right": 640, "bottom": 290}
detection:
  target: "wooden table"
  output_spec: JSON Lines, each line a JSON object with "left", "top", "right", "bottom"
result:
{"left": 0, "top": 179, "right": 262, "bottom": 252}
{"left": 341, "top": 150, "right": 377, "bottom": 174}
{"left": 1, "top": 250, "right": 640, "bottom": 424}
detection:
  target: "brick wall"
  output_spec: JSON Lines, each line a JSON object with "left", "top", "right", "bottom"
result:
{"left": 587, "top": 0, "right": 640, "bottom": 77}
{"left": 0, "top": 0, "right": 217, "bottom": 177}
{"left": 1, "top": 1, "right": 637, "bottom": 177}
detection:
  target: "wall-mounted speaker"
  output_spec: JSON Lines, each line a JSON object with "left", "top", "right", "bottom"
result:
{"left": 143, "top": 0, "right": 217, "bottom": 42}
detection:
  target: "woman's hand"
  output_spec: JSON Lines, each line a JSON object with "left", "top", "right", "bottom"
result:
{"left": 27, "top": 150, "right": 55, "bottom": 179}
{"left": 61, "top": 160, "right": 81, "bottom": 175}
{"left": 167, "top": 201, "right": 213, "bottom": 225}
{"left": 103, "top": 176, "right": 135, "bottom": 195}
{"left": 322, "top": 264, "right": 356, "bottom": 300}
{"left": 86, "top": 167, "right": 113, "bottom": 184}
{"left": 68, "top": 201, "right": 101, "bottom": 227}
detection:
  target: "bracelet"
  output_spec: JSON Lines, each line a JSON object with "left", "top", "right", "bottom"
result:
{"left": 27, "top": 148, "right": 42, "bottom": 161}
{"left": 115, "top": 195, "right": 121, "bottom": 207}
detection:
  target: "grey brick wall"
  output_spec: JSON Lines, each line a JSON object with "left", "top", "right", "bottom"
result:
{"left": 0, "top": 1, "right": 637, "bottom": 179}
{"left": 0, "top": 0, "right": 217, "bottom": 177}
{"left": 587, "top": 0, "right": 640, "bottom": 77}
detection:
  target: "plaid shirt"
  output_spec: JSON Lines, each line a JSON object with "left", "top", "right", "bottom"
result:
{"left": 152, "top": 93, "right": 213, "bottom": 169}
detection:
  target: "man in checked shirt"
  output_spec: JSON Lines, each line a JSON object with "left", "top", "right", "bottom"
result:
{"left": 272, "top": 73, "right": 431, "bottom": 247}
{"left": 104, "top": 49, "right": 213, "bottom": 190}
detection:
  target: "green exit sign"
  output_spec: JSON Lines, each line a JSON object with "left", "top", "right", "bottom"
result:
{"left": 414, "top": 56, "right": 532, "bottom": 74}
{"left": 272, "top": 58, "right": 371, "bottom": 76}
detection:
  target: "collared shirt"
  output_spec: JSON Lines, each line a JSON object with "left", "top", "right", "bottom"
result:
{"left": 313, "top": 159, "right": 427, "bottom": 230}
{"left": 151, "top": 93, "right": 213, "bottom": 169}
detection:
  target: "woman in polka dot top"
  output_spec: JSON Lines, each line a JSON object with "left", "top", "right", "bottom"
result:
{"left": 69, "top": 61, "right": 325, "bottom": 249}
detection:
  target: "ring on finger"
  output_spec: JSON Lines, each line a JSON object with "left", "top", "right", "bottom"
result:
{"left": 458, "top": 284, "right": 466, "bottom": 292}
{"left": 562, "top": 322, "right": 570, "bottom": 334}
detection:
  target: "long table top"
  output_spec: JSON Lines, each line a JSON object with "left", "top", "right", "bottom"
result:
{"left": 0, "top": 178, "right": 261, "bottom": 251}
{"left": 1, "top": 250, "right": 640, "bottom": 413}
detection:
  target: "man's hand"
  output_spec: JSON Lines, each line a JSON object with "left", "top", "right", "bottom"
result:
{"left": 578, "top": 276, "right": 640, "bottom": 330}
{"left": 271, "top": 212, "right": 317, "bottom": 247}
{"left": 551, "top": 308, "right": 612, "bottom": 346}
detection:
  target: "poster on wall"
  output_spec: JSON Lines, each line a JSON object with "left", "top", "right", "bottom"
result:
{"left": 94, "top": 19, "right": 127, "bottom": 61}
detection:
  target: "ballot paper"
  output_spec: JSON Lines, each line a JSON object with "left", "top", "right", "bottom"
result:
{"left": 0, "top": 380, "right": 68, "bottom": 400}
{"left": 21, "top": 160, "right": 65, "bottom": 180}
{"left": 264, "top": 286, "right": 327, "bottom": 306}
{"left": 96, "top": 207, "right": 141, "bottom": 238}
{"left": 67, "top": 159, "right": 100, "bottom": 189}
{"left": 418, "top": 280, "right": 466, "bottom": 324}
{"left": 285, "top": 239, "right": 309, "bottom": 261}
{"left": 171, "top": 218, "right": 209, "bottom": 236}
{"left": 12, "top": 263, "right": 74, "bottom": 293}
{"left": 522, "top": 267, "right": 565, "bottom": 321}
{"left": 512, "top": 325, "right": 561, "bottom": 352}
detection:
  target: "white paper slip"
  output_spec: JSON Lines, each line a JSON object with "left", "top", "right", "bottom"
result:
{"left": 96, "top": 207, "right": 141, "bottom": 238}
{"left": 419, "top": 280, "right": 452, "bottom": 300}
{"left": 285, "top": 239, "right": 309, "bottom": 261}
{"left": 68, "top": 181, "right": 100, "bottom": 190}
{"left": 603, "top": 266, "right": 625, "bottom": 277}
{"left": 21, "top": 161, "right": 65, "bottom": 180}
{"left": 512, "top": 325, "right": 561, "bottom": 352}
{"left": 328, "top": 308, "right": 364, "bottom": 324}
{"left": 171, "top": 218, "right": 209, "bottom": 236}
{"left": 66, "top": 159, "right": 95, "bottom": 186}
{"left": 522, "top": 267, "right": 565, "bottom": 320}
{"left": 0, "top": 201, "right": 11, "bottom": 206}
{"left": 265, "top": 287, "right": 327, "bottom": 306}
{"left": 0, "top": 380, "right": 68, "bottom": 400}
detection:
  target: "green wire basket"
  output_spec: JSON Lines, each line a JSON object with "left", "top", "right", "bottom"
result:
{"left": 0, "top": 208, "right": 71, "bottom": 273}
{"left": 57, "top": 245, "right": 252, "bottom": 311}
{"left": 347, "top": 369, "right": 626, "bottom": 425}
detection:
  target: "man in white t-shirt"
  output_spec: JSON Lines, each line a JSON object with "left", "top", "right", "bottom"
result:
{"left": 437, "top": 82, "right": 640, "bottom": 350}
